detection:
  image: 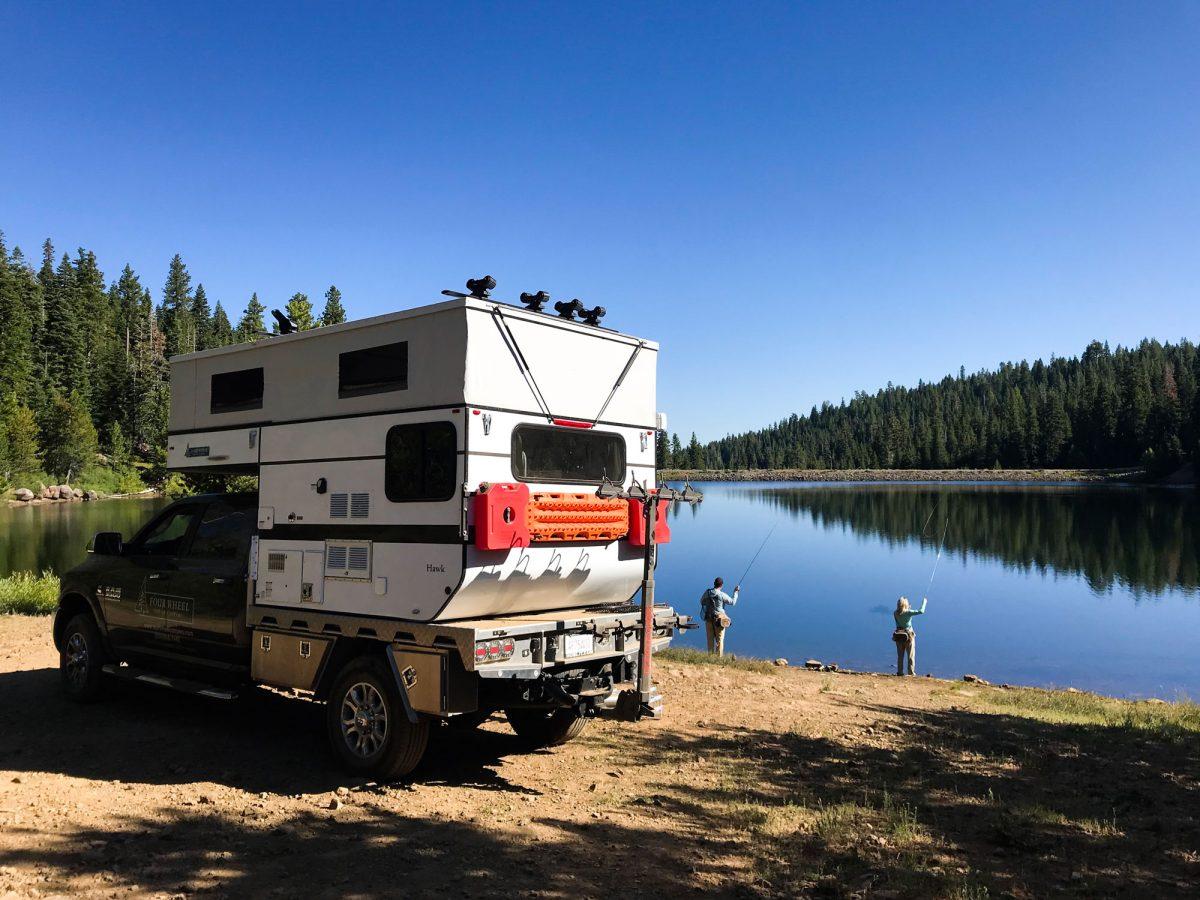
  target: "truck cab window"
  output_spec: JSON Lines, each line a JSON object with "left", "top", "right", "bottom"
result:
{"left": 134, "top": 508, "right": 199, "bottom": 557}
{"left": 187, "top": 501, "right": 253, "bottom": 560}
{"left": 511, "top": 425, "right": 626, "bottom": 484}
{"left": 385, "top": 421, "right": 456, "bottom": 502}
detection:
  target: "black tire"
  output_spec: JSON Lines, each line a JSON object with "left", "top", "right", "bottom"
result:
{"left": 326, "top": 659, "right": 429, "bottom": 780}
{"left": 59, "top": 613, "right": 107, "bottom": 703}
{"left": 506, "top": 708, "right": 590, "bottom": 747}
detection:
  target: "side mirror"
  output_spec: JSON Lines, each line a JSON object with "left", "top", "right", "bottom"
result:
{"left": 91, "top": 532, "right": 124, "bottom": 556}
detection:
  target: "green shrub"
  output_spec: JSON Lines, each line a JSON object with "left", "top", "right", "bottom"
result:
{"left": 0, "top": 571, "right": 60, "bottom": 615}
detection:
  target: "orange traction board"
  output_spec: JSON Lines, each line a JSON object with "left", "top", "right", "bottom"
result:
{"left": 528, "top": 492, "right": 630, "bottom": 542}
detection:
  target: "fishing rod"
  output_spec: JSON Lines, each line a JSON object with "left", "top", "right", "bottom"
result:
{"left": 924, "top": 515, "right": 952, "bottom": 596}
{"left": 737, "top": 522, "right": 778, "bottom": 588}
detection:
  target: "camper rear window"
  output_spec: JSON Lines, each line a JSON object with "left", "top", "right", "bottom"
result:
{"left": 511, "top": 425, "right": 626, "bottom": 484}
{"left": 385, "top": 421, "right": 457, "bottom": 502}
{"left": 339, "top": 341, "right": 408, "bottom": 398}
{"left": 210, "top": 367, "right": 264, "bottom": 414}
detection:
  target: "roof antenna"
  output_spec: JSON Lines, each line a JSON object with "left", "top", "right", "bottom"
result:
{"left": 520, "top": 291, "right": 550, "bottom": 312}
{"left": 271, "top": 309, "right": 298, "bottom": 334}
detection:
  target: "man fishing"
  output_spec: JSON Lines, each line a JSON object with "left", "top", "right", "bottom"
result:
{"left": 892, "top": 596, "right": 928, "bottom": 676}
{"left": 700, "top": 577, "right": 739, "bottom": 657}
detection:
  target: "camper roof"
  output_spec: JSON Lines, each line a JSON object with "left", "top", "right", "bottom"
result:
{"left": 169, "top": 295, "right": 657, "bottom": 364}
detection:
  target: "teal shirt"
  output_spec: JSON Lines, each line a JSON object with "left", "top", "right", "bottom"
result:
{"left": 894, "top": 601, "right": 927, "bottom": 630}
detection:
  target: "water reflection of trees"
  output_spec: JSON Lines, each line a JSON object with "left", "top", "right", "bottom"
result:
{"left": 727, "top": 486, "right": 1199, "bottom": 596}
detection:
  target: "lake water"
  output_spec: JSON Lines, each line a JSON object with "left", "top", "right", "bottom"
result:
{"left": 657, "top": 482, "right": 1200, "bottom": 700}
{"left": 3, "top": 485, "right": 1197, "bottom": 698}
{"left": 0, "top": 498, "right": 169, "bottom": 577}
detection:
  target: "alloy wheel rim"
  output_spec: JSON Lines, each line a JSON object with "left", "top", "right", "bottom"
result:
{"left": 65, "top": 632, "right": 89, "bottom": 687}
{"left": 340, "top": 682, "right": 388, "bottom": 758}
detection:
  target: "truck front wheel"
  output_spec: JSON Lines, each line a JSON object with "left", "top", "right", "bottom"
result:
{"left": 326, "top": 660, "right": 429, "bottom": 779}
{"left": 59, "top": 613, "right": 108, "bottom": 702}
{"left": 506, "top": 708, "right": 590, "bottom": 747}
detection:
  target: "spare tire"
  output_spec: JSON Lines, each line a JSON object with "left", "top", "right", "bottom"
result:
{"left": 505, "top": 708, "right": 590, "bottom": 747}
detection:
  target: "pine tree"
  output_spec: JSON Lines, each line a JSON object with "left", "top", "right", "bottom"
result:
{"left": 0, "top": 234, "right": 35, "bottom": 398}
{"left": 686, "top": 432, "right": 703, "bottom": 469}
{"left": 211, "top": 302, "right": 234, "bottom": 347}
{"left": 105, "top": 419, "right": 130, "bottom": 468}
{"left": 192, "top": 283, "right": 213, "bottom": 351}
{"left": 236, "top": 293, "right": 267, "bottom": 342}
{"left": 285, "top": 292, "right": 316, "bottom": 330}
{"left": 160, "top": 254, "right": 194, "bottom": 357}
{"left": 0, "top": 393, "right": 40, "bottom": 474}
{"left": 320, "top": 285, "right": 346, "bottom": 326}
{"left": 39, "top": 390, "right": 98, "bottom": 480}
{"left": 42, "top": 253, "right": 89, "bottom": 397}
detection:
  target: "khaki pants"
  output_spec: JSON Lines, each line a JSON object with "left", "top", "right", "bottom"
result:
{"left": 896, "top": 630, "right": 916, "bottom": 675}
{"left": 705, "top": 619, "right": 726, "bottom": 657}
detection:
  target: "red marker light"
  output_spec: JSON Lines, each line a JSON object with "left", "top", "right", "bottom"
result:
{"left": 552, "top": 418, "right": 593, "bottom": 429}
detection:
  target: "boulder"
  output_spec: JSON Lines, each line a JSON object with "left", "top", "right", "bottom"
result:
{"left": 1145, "top": 698, "right": 1167, "bottom": 705}
{"left": 84, "top": 490, "right": 99, "bottom": 501}
{"left": 13, "top": 488, "right": 35, "bottom": 502}
{"left": 772, "top": 658, "right": 788, "bottom": 667}
{"left": 804, "top": 659, "right": 822, "bottom": 670}
{"left": 38, "top": 484, "right": 54, "bottom": 500}
{"left": 56, "top": 485, "right": 73, "bottom": 499}
{"left": 821, "top": 663, "right": 839, "bottom": 673}
{"left": 72, "top": 488, "right": 83, "bottom": 500}
{"left": 962, "top": 674, "right": 990, "bottom": 685}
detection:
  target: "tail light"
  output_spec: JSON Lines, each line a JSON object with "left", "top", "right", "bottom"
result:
{"left": 475, "top": 638, "right": 516, "bottom": 664}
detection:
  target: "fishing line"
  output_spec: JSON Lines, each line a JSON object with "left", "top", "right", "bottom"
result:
{"left": 737, "top": 522, "right": 778, "bottom": 587}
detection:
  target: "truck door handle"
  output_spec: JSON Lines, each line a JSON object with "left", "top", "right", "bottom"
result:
{"left": 212, "top": 577, "right": 228, "bottom": 585}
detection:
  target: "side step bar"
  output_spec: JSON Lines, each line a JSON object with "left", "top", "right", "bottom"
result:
{"left": 101, "top": 664, "right": 238, "bottom": 701}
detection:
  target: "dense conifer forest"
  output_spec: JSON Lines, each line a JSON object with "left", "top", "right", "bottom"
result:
{"left": 661, "top": 339, "right": 1199, "bottom": 476}
{"left": 0, "top": 229, "right": 348, "bottom": 493}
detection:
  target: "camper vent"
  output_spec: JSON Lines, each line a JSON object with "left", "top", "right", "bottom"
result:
{"left": 324, "top": 540, "right": 372, "bottom": 579}
{"left": 267, "top": 552, "right": 287, "bottom": 572}
{"left": 350, "top": 492, "right": 370, "bottom": 518}
{"left": 330, "top": 493, "right": 349, "bottom": 518}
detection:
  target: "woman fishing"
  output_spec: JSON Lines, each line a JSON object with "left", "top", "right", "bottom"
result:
{"left": 892, "top": 596, "right": 928, "bottom": 676}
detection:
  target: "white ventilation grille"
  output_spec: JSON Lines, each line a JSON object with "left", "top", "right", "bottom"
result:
{"left": 330, "top": 493, "right": 348, "bottom": 518}
{"left": 267, "top": 552, "right": 287, "bottom": 572}
{"left": 324, "top": 540, "right": 371, "bottom": 579}
{"left": 350, "top": 492, "right": 370, "bottom": 518}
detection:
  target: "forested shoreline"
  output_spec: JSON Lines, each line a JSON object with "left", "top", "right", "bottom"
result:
{"left": 0, "top": 229, "right": 348, "bottom": 496}
{"left": 661, "top": 339, "right": 1199, "bottom": 477}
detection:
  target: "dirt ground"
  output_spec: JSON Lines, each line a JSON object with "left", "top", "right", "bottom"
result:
{"left": 1, "top": 615, "right": 1197, "bottom": 899}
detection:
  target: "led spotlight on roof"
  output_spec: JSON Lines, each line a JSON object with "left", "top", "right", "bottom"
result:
{"left": 554, "top": 298, "right": 584, "bottom": 320}
{"left": 580, "top": 305, "right": 606, "bottom": 326}
{"left": 520, "top": 291, "right": 550, "bottom": 312}
{"left": 466, "top": 275, "right": 496, "bottom": 299}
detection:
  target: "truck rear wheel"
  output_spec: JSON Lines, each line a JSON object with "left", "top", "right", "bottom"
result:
{"left": 326, "top": 660, "right": 429, "bottom": 780}
{"left": 506, "top": 708, "right": 590, "bottom": 747}
{"left": 59, "top": 613, "right": 108, "bottom": 703}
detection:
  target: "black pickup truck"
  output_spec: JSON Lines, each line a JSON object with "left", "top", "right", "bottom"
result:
{"left": 52, "top": 492, "right": 685, "bottom": 778}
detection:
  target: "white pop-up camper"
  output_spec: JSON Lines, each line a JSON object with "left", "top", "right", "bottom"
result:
{"left": 167, "top": 290, "right": 664, "bottom": 623}
{"left": 49, "top": 280, "right": 700, "bottom": 778}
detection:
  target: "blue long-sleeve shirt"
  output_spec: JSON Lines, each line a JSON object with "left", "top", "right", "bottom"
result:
{"left": 894, "top": 599, "right": 927, "bottom": 631}
{"left": 701, "top": 587, "right": 739, "bottom": 620}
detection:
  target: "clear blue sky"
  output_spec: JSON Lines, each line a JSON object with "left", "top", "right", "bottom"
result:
{"left": 2, "top": 2, "right": 1197, "bottom": 441}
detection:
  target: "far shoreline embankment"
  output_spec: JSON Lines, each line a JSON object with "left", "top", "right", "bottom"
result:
{"left": 658, "top": 466, "right": 1162, "bottom": 484}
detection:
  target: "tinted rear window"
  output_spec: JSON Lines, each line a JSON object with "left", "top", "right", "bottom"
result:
{"left": 210, "top": 368, "right": 264, "bottom": 413}
{"left": 511, "top": 425, "right": 626, "bottom": 484}
{"left": 339, "top": 341, "right": 408, "bottom": 398}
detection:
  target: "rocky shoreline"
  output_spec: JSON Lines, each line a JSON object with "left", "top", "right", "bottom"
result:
{"left": 4, "top": 485, "right": 159, "bottom": 508}
{"left": 658, "top": 466, "right": 1148, "bottom": 483}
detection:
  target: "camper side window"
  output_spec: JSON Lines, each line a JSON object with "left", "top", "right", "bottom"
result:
{"left": 339, "top": 341, "right": 408, "bottom": 398}
{"left": 385, "top": 421, "right": 457, "bottom": 502}
{"left": 511, "top": 425, "right": 626, "bottom": 484}
{"left": 210, "top": 368, "right": 264, "bottom": 414}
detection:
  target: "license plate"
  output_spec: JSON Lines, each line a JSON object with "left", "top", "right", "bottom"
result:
{"left": 563, "top": 633, "right": 593, "bottom": 658}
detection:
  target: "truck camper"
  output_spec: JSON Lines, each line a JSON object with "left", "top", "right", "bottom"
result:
{"left": 53, "top": 279, "right": 697, "bottom": 778}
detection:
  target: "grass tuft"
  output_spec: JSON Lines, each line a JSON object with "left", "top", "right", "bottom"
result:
{"left": 0, "top": 571, "right": 60, "bottom": 615}
{"left": 656, "top": 647, "right": 779, "bottom": 674}
{"left": 982, "top": 685, "right": 1200, "bottom": 741}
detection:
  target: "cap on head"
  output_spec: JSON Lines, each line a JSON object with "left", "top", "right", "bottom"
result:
{"left": 714, "top": 577, "right": 724, "bottom": 588}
